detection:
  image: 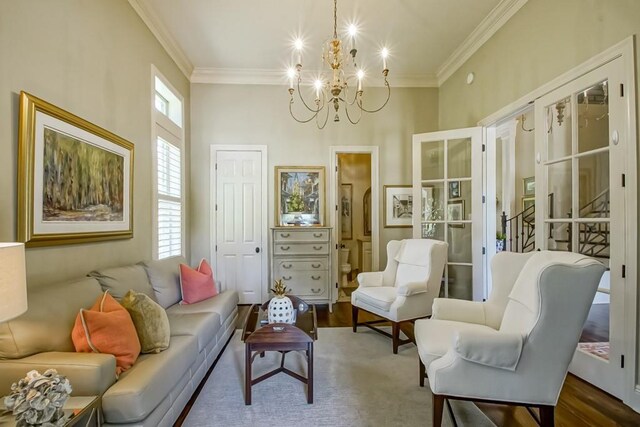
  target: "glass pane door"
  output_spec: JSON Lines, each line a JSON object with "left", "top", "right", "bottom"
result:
{"left": 534, "top": 59, "right": 625, "bottom": 398}
{"left": 412, "top": 128, "right": 483, "bottom": 300}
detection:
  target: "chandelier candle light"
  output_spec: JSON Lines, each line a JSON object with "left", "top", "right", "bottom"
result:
{"left": 287, "top": 0, "right": 391, "bottom": 129}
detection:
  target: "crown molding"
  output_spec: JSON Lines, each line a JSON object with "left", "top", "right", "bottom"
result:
{"left": 436, "top": 0, "right": 528, "bottom": 86}
{"left": 128, "top": 0, "right": 193, "bottom": 79}
{"left": 191, "top": 68, "right": 438, "bottom": 88}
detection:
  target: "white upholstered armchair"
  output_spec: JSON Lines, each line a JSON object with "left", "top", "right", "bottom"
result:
{"left": 351, "top": 239, "right": 448, "bottom": 353}
{"left": 415, "top": 251, "right": 606, "bottom": 427}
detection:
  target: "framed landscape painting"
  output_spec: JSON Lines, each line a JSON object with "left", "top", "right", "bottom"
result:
{"left": 384, "top": 185, "right": 412, "bottom": 228}
{"left": 18, "top": 91, "right": 134, "bottom": 247}
{"left": 275, "top": 166, "right": 325, "bottom": 226}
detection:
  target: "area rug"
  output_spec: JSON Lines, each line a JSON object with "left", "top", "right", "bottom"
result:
{"left": 578, "top": 342, "right": 610, "bottom": 361}
{"left": 184, "top": 327, "right": 495, "bottom": 426}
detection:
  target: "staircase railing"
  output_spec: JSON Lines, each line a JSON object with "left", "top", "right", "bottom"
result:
{"left": 500, "top": 189, "right": 610, "bottom": 258}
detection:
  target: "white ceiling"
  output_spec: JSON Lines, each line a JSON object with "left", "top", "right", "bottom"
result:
{"left": 131, "top": 0, "right": 527, "bottom": 86}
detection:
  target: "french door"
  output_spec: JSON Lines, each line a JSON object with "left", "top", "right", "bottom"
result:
{"left": 534, "top": 59, "right": 626, "bottom": 397}
{"left": 412, "top": 128, "right": 484, "bottom": 300}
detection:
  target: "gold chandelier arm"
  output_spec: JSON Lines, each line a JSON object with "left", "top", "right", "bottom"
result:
{"left": 315, "top": 98, "right": 331, "bottom": 129}
{"left": 344, "top": 99, "right": 363, "bottom": 124}
{"left": 289, "top": 97, "right": 320, "bottom": 124}
{"left": 357, "top": 78, "right": 391, "bottom": 113}
{"left": 296, "top": 77, "right": 324, "bottom": 113}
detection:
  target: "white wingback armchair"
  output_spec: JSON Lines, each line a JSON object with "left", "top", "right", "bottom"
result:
{"left": 415, "top": 251, "right": 606, "bottom": 427}
{"left": 351, "top": 239, "right": 448, "bottom": 353}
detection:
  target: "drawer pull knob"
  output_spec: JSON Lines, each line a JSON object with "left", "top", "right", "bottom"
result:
{"left": 311, "top": 276, "right": 321, "bottom": 280}
{"left": 313, "top": 246, "right": 323, "bottom": 250}
{"left": 283, "top": 263, "right": 293, "bottom": 269}
{"left": 313, "top": 233, "right": 323, "bottom": 238}
{"left": 280, "top": 246, "right": 290, "bottom": 251}
{"left": 311, "top": 264, "right": 321, "bottom": 268}
{"left": 282, "top": 276, "right": 292, "bottom": 281}
{"left": 281, "top": 233, "right": 290, "bottom": 238}
{"left": 311, "top": 288, "right": 322, "bottom": 293}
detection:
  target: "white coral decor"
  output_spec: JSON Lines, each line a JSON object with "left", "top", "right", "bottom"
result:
{"left": 3, "top": 369, "right": 72, "bottom": 426}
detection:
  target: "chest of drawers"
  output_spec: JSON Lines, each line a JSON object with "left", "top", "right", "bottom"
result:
{"left": 271, "top": 227, "right": 332, "bottom": 308}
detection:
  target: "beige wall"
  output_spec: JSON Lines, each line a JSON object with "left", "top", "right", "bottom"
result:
{"left": 190, "top": 84, "right": 439, "bottom": 269}
{"left": 438, "top": 0, "right": 640, "bottom": 401}
{"left": 0, "top": 1, "right": 190, "bottom": 287}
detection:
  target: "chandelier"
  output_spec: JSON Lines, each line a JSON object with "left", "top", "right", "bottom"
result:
{"left": 287, "top": 0, "right": 391, "bottom": 129}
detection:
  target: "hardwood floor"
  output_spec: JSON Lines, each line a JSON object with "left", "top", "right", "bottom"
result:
{"left": 177, "top": 302, "right": 640, "bottom": 427}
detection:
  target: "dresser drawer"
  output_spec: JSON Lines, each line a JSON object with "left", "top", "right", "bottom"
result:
{"left": 277, "top": 272, "right": 328, "bottom": 298}
{"left": 274, "top": 243, "right": 329, "bottom": 255}
{"left": 274, "top": 229, "right": 329, "bottom": 242}
{"left": 276, "top": 259, "right": 327, "bottom": 272}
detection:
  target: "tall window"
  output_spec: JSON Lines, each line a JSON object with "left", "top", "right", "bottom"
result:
{"left": 153, "top": 68, "right": 184, "bottom": 259}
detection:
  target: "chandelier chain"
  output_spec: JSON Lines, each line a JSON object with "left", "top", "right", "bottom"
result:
{"left": 333, "top": 0, "right": 338, "bottom": 38}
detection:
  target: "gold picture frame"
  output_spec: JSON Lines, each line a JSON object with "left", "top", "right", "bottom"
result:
{"left": 275, "top": 166, "right": 325, "bottom": 226}
{"left": 18, "top": 91, "right": 134, "bottom": 247}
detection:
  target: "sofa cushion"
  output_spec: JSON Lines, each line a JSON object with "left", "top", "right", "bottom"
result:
{"left": 72, "top": 292, "right": 141, "bottom": 375}
{"left": 89, "top": 265, "right": 156, "bottom": 302}
{"left": 179, "top": 260, "right": 217, "bottom": 304}
{"left": 166, "top": 290, "right": 238, "bottom": 323}
{"left": 0, "top": 352, "right": 116, "bottom": 397}
{"left": 121, "top": 290, "right": 170, "bottom": 354}
{"left": 140, "top": 257, "right": 187, "bottom": 308}
{"left": 167, "top": 311, "right": 221, "bottom": 352}
{"left": 0, "top": 277, "right": 103, "bottom": 359}
{"left": 101, "top": 335, "right": 197, "bottom": 423}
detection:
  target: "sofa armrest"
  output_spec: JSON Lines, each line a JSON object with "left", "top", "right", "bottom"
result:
{"left": 357, "top": 271, "right": 384, "bottom": 287}
{"left": 0, "top": 352, "right": 117, "bottom": 396}
{"left": 396, "top": 281, "right": 427, "bottom": 296}
{"left": 454, "top": 329, "right": 523, "bottom": 371}
{"left": 432, "top": 298, "right": 486, "bottom": 325}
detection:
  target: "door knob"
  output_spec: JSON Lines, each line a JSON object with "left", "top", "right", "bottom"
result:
{"left": 255, "top": 247, "right": 260, "bottom": 253}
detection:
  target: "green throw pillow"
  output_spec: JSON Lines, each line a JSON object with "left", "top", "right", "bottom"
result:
{"left": 121, "top": 290, "right": 170, "bottom": 354}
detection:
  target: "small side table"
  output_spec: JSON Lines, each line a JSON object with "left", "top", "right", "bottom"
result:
{"left": 0, "top": 395, "right": 101, "bottom": 426}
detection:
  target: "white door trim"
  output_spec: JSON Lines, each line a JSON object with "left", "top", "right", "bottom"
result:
{"left": 329, "top": 146, "right": 380, "bottom": 303}
{"left": 210, "top": 145, "right": 268, "bottom": 303}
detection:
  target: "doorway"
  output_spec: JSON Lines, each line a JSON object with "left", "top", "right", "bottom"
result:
{"left": 210, "top": 145, "right": 268, "bottom": 304}
{"left": 330, "top": 146, "right": 380, "bottom": 305}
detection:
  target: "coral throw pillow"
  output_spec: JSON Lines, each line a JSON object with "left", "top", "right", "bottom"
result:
{"left": 72, "top": 291, "right": 141, "bottom": 375}
{"left": 180, "top": 259, "right": 218, "bottom": 304}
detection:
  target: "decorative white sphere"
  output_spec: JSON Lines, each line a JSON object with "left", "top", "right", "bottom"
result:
{"left": 268, "top": 296, "right": 295, "bottom": 324}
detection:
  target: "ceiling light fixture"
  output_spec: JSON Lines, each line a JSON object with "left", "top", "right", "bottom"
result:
{"left": 287, "top": 0, "right": 390, "bottom": 129}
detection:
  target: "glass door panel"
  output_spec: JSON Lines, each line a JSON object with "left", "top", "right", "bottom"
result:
{"left": 535, "top": 62, "right": 625, "bottom": 398}
{"left": 413, "top": 128, "right": 482, "bottom": 300}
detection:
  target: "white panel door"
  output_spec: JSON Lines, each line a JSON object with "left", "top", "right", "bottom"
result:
{"left": 215, "top": 150, "right": 263, "bottom": 304}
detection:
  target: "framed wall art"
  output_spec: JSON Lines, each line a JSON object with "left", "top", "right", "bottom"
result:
{"left": 340, "top": 183, "right": 352, "bottom": 240}
{"left": 363, "top": 187, "right": 371, "bottom": 237}
{"left": 523, "top": 176, "right": 535, "bottom": 196}
{"left": 17, "top": 91, "right": 134, "bottom": 247}
{"left": 448, "top": 180, "right": 461, "bottom": 199}
{"left": 383, "top": 185, "right": 412, "bottom": 228}
{"left": 447, "top": 200, "right": 465, "bottom": 227}
{"left": 275, "top": 166, "right": 325, "bottom": 226}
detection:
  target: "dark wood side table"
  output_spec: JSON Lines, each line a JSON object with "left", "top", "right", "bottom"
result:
{"left": 242, "top": 296, "right": 317, "bottom": 405}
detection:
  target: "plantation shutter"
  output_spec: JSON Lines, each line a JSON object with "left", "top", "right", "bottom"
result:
{"left": 157, "top": 136, "right": 182, "bottom": 259}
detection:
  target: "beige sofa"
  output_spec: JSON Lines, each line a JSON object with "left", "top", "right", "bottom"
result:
{"left": 0, "top": 256, "right": 238, "bottom": 426}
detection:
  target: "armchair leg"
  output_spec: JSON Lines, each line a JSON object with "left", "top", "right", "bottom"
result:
{"left": 539, "top": 405, "right": 555, "bottom": 427}
{"left": 352, "top": 306, "right": 359, "bottom": 333}
{"left": 419, "top": 358, "right": 426, "bottom": 387}
{"left": 392, "top": 322, "right": 400, "bottom": 354}
{"left": 432, "top": 394, "right": 445, "bottom": 427}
